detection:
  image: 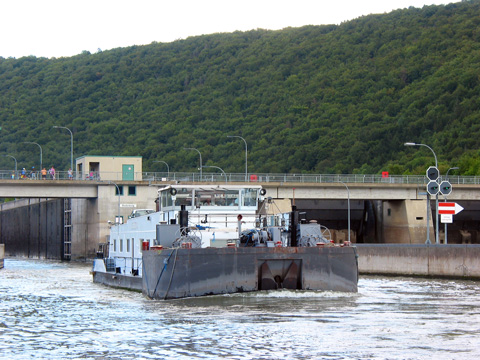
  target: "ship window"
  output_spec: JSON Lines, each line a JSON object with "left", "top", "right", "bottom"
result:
{"left": 176, "top": 190, "right": 193, "bottom": 207}
{"left": 120, "top": 239, "right": 123, "bottom": 252}
{"left": 161, "top": 191, "right": 173, "bottom": 209}
{"left": 242, "top": 188, "right": 258, "bottom": 206}
{"left": 128, "top": 186, "right": 136, "bottom": 196}
{"left": 127, "top": 239, "right": 130, "bottom": 252}
{"left": 224, "top": 190, "right": 239, "bottom": 206}
{"left": 197, "top": 192, "right": 214, "bottom": 206}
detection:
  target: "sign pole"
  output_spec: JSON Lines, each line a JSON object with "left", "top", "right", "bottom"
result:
{"left": 444, "top": 197, "right": 448, "bottom": 244}
{"left": 426, "top": 193, "right": 431, "bottom": 244}
{"left": 436, "top": 193, "right": 439, "bottom": 244}
{"left": 425, "top": 166, "right": 440, "bottom": 245}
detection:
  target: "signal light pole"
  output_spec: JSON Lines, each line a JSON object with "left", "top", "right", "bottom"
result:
{"left": 405, "top": 142, "right": 439, "bottom": 244}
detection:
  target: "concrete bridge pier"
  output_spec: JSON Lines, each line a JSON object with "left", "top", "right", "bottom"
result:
{"left": 382, "top": 200, "right": 432, "bottom": 244}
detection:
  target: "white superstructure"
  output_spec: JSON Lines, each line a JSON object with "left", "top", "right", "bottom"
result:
{"left": 100, "top": 184, "right": 265, "bottom": 277}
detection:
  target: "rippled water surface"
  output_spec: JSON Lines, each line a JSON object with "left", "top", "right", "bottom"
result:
{"left": 1, "top": 259, "right": 480, "bottom": 359}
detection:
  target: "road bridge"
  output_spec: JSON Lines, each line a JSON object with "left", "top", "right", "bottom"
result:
{"left": 1, "top": 179, "right": 480, "bottom": 201}
{"left": 1, "top": 177, "right": 480, "bottom": 259}
{"left": 0, "top": 180, "right": 99, "bottom": 198}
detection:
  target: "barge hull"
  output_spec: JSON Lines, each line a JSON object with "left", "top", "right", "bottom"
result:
{"left": 142, "top": 246, "right": 358, "bottom": 300}
{"left": 92, "top": 259, "right": 142, "bottom": 291}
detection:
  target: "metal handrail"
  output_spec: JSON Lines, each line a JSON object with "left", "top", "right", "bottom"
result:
{"left": 0, "top": 170, "right": 479, "bottom": 185}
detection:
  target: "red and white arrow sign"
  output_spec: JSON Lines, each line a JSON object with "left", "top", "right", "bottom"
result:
{"left": 438, "top": 202, "right": 464, "bottom": 215}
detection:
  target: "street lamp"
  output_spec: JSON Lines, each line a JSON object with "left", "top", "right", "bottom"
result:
{"left": 153, "top": 160, "right": 170, "bottom": 178}
{"left": 53, "top": 126, "right": 74, "bottom": 173}
{"left": 23, "top": 141, "right": 43, "bottom": 175}
{"left": 404, "top": 142, "right": 437, "bottom": 168}
{"left": 202, "top": 165, "right": 227, "bottom": 184}
{"left": 340, "top": 181, "right": 351, "bottom": 243}
{"left": 107, "top": 181, "right": 122, "bottom": 228}
{"left": 227, "top": 135, "right": 248, "bottom": 182}
{"left": 184, "top": 147, "right": 202, "bottom": 181}
{"left": 404, "top": 142, "right": 439, "bottom": 244}
{"left": 3, "top": 155, "right": 17, "bottom": 179}
{"left": 444, "top": 166, "right": 459, "bottom": 244}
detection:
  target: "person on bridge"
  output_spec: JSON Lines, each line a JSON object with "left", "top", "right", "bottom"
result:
{"left": 41, "top": 168, "right": 47, "bottom": 180}
{"left": 49, "top": 166, "right": 55, "bottom": 180}
{"left": 68, "top": 168, "right": 73, "bottom": 180}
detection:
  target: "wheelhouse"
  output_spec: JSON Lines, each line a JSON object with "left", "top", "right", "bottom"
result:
{"left": 158, "top": 185, "right": 262, "bottom": 212}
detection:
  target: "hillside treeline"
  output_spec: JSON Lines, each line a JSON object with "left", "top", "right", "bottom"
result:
{"left": 1, "top": 0, "right": 480, "bottom": 176}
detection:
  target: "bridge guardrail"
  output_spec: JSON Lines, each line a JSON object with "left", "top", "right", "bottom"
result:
{"left": 0, "top": 170, "right": 479, "bottom": 185}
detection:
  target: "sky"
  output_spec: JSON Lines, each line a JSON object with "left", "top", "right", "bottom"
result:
{"left": 1, "top": 0, "right": 450, "bottom": 59}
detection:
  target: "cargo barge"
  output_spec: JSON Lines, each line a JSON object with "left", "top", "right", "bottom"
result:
{"left": 92, "top": 184, "right": 358, "bottom": 299}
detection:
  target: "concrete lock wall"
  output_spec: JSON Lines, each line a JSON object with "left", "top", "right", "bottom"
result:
{"left": 0, "top": 199, "right": 64, "bottom": 259}
{"left": 0, "top": 184, "right": 160, "bottom": 261}
{"left": 71, "top": 198, "right": 99, "bottom": 261}
{"left": 0, "top": 243, "right": 4, "bottom": 268}
{"left": 356, "top": 244, "right": 480, "bottom": 278}
{"left": 70, "top": 184, "right": 159, "bottom": 260}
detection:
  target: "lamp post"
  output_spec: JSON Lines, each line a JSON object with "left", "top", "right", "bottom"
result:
{"left": 227, "top": 135, "right": 248, "bottom": 181}
{"left": 340, "top": 181, "right": 351, "bottom": 243}
{"left": 107, "top": 181, "right": 122, "bottom": 228}
{"left": 444, "top": 166, "right": 459, "bottom": 244}
{"left": 53, "top": 126, "right": 73, "bottom": 173}
{"left": 153, "top": 160, "right": 170, "bottom": 178}
{"left": 23, "top": 141, "right": 43, "bottom": 175}
{"left": 184, "top": 147, "right": 202, "bottom": 181}
{"left": 3, "top": 155, "right": 17, "bottom": 179}
{"left": 405, "top": 142, "right": 439, "bottom": 244}
{"left": 202, "top": 165, "right": 227, "bottom": 184}
{"left": 404, "top": 142, "right": 437, "bottom": 168}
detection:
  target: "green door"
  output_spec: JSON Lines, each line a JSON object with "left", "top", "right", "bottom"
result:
{"left": 122, "top": 164, "right": 134, "bottom": 181}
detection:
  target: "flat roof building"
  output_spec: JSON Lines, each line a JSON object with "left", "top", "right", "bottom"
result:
{"left": 75, "top": 155, "right": 143, "bottom": 181}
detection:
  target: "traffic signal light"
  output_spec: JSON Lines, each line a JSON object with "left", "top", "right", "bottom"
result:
{"left": 427, "top": 180, "right": 439, "bottom": 196}
{"left": 440, "top": 181, "right": 452, "bottom": 196}
{"left": 426, "top": 166, "right": 439, "bottom": 181}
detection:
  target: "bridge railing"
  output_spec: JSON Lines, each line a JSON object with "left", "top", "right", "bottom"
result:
{"left": 1, "top": 170, "right": 480, "bottom": 185}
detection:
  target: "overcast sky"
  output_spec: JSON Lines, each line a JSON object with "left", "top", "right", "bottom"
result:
{"left": 1, "top": 0, "right": 450, "bottom": 59}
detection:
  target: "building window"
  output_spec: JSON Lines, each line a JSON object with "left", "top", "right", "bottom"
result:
{"left": 128, "top": 186, "right": 136, "bottom": 196}
{"left": 114, "top": 239, "right": 117, "bottom": 252}
{"left": 120, "top": 239, "right": 123, "bottom": 252}
{"left": 115, "top": 186, "right": 124, "bottom": 196}
{"left": 127, "top": 239, "right": 130, "bottom": 252}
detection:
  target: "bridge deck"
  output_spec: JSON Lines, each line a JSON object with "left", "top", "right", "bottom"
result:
{"left": 0, "top": 179, "right": 479, "bottom": 200}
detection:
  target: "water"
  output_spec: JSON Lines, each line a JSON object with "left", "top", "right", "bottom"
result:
{"left": 1, "top": 259, "right": 479, "bottom": 360}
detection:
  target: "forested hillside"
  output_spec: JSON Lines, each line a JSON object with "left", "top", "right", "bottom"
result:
{"left": 1, "top": 0, "right": 480, "bottom": 175}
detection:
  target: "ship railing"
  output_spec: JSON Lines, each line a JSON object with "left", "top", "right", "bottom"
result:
{"left": 109, "top": 256, "right": 142, "bottom": 275}
{"left": 187, "top": 213, "right": 258, "bottom": 228}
